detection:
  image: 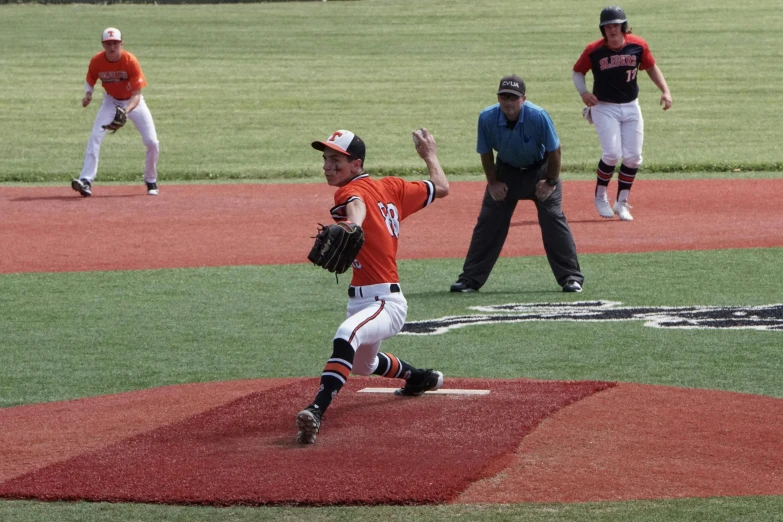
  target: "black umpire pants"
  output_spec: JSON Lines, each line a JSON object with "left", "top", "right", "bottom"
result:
{"left": 458, "top": 158, "right": 584, "bottom": 289}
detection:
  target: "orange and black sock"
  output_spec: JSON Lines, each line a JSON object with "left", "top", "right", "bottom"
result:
{"left": 373, "top": 352, "right": 418, "bottom": 381}
{"left": 312, "top": 338, "right": 354, "bottom": 413}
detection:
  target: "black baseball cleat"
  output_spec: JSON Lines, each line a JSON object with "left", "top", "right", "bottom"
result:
{"left": 296, "top": 405, "right": 323, "bottom": 444}
{"left": 145, "top": 181, "right": 159, "bottom": 196}
{"left": 450, "top": 280, "right": 478, "bottom": 293}
{"left": 563, "top": 280, "right": 583, "bottom": 293}
{"left": 395, "top": 369, "right": 444, "bottom": 396}
{"left": 71, "top": 178, "right": 92, "bottom": 197}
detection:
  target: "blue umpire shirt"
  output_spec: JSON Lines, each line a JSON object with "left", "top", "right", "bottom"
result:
{"left": 476, "top": 101, "right": 560, "bottom": 169}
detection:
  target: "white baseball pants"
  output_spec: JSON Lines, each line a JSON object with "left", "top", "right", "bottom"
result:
{"left": 334, "top": 284, "right": 408, "bottom": 376}
{"left": 591, "top": 99, "right": 644, "bottom": 168}
{"left": 80, "top": 94, "right": 159, "bottom": 183}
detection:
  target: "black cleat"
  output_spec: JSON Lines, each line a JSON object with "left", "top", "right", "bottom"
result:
{"left": 395, "top": 369, "right": 444, "bottom": 396}
{"left": 71, "top": 178, "right": 92, "bottom": 197}
{"left": 296, "top": 405, "right": 323, "bottom": 444}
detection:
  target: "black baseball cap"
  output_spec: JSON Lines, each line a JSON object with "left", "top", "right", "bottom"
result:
{"left": 497, "top": 74, "right": 526, "bottom": 96}
{"left": 312, "top": 130, "right": 366, "bottom": 164}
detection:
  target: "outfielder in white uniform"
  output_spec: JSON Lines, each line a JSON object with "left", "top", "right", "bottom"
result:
{"left": 72, "top": 27, "right": 160, "bottom": 197}
{"left": 573, "top": 6, "right": 672, "bottom": 221}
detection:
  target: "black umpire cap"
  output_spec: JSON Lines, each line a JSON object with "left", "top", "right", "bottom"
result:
{"left": 497, "top": 74, "right": 526, "bottom": 96}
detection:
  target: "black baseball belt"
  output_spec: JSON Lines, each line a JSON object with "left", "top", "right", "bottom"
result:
{"left": 348, "top": 283, "right": 401, "bottom": 298}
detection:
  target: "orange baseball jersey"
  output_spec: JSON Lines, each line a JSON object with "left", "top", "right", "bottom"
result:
{"left": 331, "top": 174, "right": 436, "bottom": 286}
{"left": 86, "top": 51, "right": 147, "bottom": 100}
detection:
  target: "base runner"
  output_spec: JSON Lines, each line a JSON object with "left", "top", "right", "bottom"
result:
{"left": 573, "top": 6, "right": 672, "bottom": 221}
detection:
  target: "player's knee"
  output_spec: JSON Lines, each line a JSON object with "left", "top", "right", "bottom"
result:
{"left": 330, "top": 337, "right": 356, "bottom": 363}
{"left": 623, "top": 155, "right": 643, "bottom": 169}
{"left": 601, "top": 151, "right": 622, "bottom": 165}
{"left": 351, "top": 360, "right": 374, "bottom": 376}
{"left": 333, "top": 323, "right": 356, "bottom": 344}
{"left": 144, "top": 139, "right": 160, "bottom": 150}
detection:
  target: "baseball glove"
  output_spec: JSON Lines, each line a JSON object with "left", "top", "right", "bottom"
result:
{"left": 307, "top": 222, "right": 365, "bottom": 274}
{"left": 582, "top": 106, "right": 594, "bottom": 125}
{"left": 102, "top": 106, "right": 127, "bottom": 133}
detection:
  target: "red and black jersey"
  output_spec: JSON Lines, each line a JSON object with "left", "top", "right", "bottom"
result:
{"left": 573, "top": 34, "right": 655, "bottom": 104}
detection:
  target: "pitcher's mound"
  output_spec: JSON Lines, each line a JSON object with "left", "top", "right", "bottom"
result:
{"left": 0, "top": 378, "right": 612, "bottom": 506}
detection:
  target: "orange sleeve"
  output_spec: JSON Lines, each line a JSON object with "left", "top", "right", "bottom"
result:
{"left": 85, "top": 53, "right": 101, "bottom": 87}
{"left": 125, "top": 53, "right": 147, "bottom": 91}
{"left": 398, "top": 179, "right": 433, "bottom": 220}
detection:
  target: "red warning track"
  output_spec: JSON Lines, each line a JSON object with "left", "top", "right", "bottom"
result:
{"left": 2, "top": 179, "right": 783, "bottom": 274}
{"left": 0, "top": 179, "right": 782, "bottom": 505}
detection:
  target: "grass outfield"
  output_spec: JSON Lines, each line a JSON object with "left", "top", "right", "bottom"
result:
{"left": 0, "top": 0, "right": 781, "bottom": 181}
{"left": 2, "top": 249, "right": 782, "bottom": 408}
{"left": 2, "top": 497, "right": 783, "bottom": 522}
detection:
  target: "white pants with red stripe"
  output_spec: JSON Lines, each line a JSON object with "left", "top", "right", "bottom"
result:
{"left": 80, "top": 94, "right": 159, "bottom": 183}
{"left": 334, "top": 284, "right": 408, "bottom": 376}
{"left": 591, "top": 99, "right": 644, "bottom": 168}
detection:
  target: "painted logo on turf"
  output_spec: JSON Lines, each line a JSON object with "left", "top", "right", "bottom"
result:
{"left": 401, "top": 301, "right": 783, "bottom": 335}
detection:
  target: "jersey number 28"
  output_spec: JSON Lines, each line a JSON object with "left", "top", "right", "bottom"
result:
{"left": 377, "top": 202, "right": 400, "bottom": 238}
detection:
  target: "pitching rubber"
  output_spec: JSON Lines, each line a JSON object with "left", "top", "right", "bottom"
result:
{"left": 358, "top": 388, "right": 490, "bottom": 395}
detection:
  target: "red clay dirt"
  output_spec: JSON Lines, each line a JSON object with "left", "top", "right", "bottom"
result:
{"left": 2, "top": 179, "right": 783, "bottom": 274}
{"left": 457, "top": 383, "right": 783, "bottom": 503}
{"left": 1, "top": 179, "right": 782, "bottom": 505}
{"left": 0, "top": 378, "right": 614, "bottom": 506}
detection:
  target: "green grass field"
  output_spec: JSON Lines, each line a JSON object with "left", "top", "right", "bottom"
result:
{"left": 3, "top": 249, "right": 782, "bottom": 408}
{"left": 0, "top": 0, "right": 781, "bottom": 182}
{"left": 2, "top": 0, "right": 782, "bottom": 520}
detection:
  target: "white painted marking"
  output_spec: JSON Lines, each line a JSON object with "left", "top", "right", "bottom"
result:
{"left": 358, "top": 388, "right": 490, "bottom": 395}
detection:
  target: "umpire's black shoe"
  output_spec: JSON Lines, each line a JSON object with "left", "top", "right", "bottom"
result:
{"left": 450, "top": 280, "right": 478, "bottom": 293}
{"left": 563, "top": 280, "right": 583, "bottom": 293}
{"left": 394, "top": 369, "right": 444, "bottom": 396}
{"left": 296, "top": 404, "right": 322, "bottom": 444}
{"left": 71, "top": 178, "right": 92, "bottom": 197}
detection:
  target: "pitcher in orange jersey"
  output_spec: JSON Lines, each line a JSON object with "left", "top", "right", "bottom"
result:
{"left": 294, "top": 128, "right": 450, "bottom": 444}
{"left": 71, "top": 27, "right": 160, "bottom": 197}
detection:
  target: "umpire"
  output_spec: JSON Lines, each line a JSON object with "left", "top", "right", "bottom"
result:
{"left": 450, "top": 74, "right": 585, "bottom": 293}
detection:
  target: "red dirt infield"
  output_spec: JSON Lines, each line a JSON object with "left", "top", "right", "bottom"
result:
{"left": 2, "top": 179, "right": 783, "bottom": 274}
{"left": 1, "top": 179, "right": 782, "bottom": 505}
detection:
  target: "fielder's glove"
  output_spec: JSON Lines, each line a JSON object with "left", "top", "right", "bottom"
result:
{"left": 102, "top": 106, "right": 127, "bottom": 133}
{"left": 307, "top": 222, "right": 365, "bottom": 274}
{"left": 582, "top": 106, "right": 594, "bottom": 125}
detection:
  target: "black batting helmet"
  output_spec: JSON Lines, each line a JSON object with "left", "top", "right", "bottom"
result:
{"left": 599, "top": 6, "right": 628, "bottom": 35}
